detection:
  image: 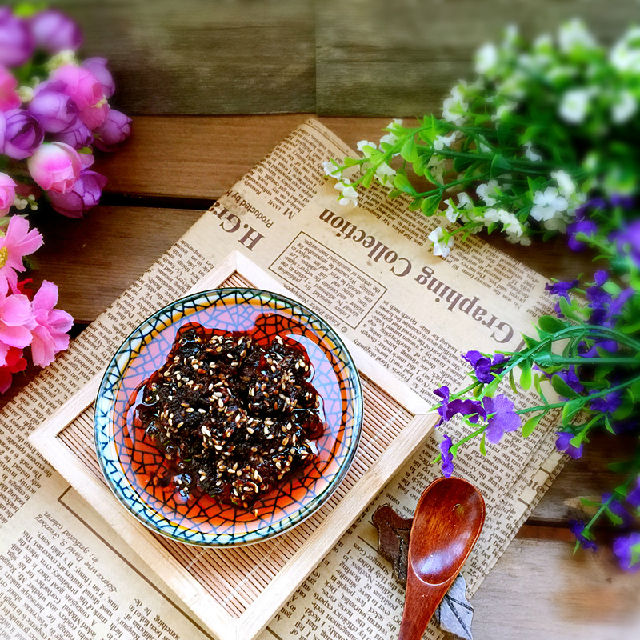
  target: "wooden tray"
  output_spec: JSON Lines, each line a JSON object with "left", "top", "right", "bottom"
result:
{"left": 30, "top": 250, "right": 437, "bottom": 640}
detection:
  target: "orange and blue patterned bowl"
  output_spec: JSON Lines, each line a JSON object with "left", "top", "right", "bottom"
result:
{"left": 94, "top": 288, "right": 363, "bottom": 546}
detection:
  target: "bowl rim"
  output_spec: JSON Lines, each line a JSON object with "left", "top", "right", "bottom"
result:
{"left": 94, "top": 286, "right": 363, "bottom": 547}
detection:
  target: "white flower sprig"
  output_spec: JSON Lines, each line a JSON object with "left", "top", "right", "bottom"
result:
{"left": 322, "top": 19, "right": 639, "bottom": 257}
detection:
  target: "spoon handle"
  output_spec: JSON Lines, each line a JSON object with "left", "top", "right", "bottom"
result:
{"left": 397, "top": 570, "right": 452, "bottom": 640}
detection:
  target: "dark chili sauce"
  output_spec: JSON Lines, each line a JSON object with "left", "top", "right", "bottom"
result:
{"left": 135, "top": 322, "right": 324, "bottom": 512}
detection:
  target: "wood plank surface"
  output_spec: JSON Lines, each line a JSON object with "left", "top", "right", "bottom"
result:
{"left": 472, "top": 534, "right": 640, "bottom": 639}
{"left": 38, "top": 0, "right": 640, "bottom": 117}
{"left": 50, "top": 0, "right": 315, "bottom": 114}
{"left": 316, "top": 0, "right": 638, "bottom": 116}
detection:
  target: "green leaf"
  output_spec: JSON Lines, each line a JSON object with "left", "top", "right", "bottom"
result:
{"left": 361, "top": 170, "right": 374, "bottom": 188}
{"left": 522, "top": 413, "right": 543, "bottom": 438}
{"left": 519, "top": 361, "right": 532, "bottom": 390}
{"left": 483, "top": 375, "right": 501, "bottom": 397}
{"left": 537, "top": 315, "right": 566, "bottom": 333}
{"left": 533, "top": 374, "right": 549, "bottom": 405}
{"left": 551, "top": 375, "right": 580, "bottom": 399}
{"left": 490, "top": 154, "right": 512, "bottom": 177}
{"left": 400, "top": 136, "right": 419, "bottom": 164}
{"left": 562, "top": 398, "right": 584, "bottom": 427}
{"left": 509, "top": 369, "right": 519, "bottom": 395}
{"left": 558, "top": 296, "right": 582, "bottom": 321}
{"left": 479, "top": 433, "right": 487, "bottom": 456}
{"left": 420, "top": 194, "right": 441, "bottom": 216}
{"left": 393, "top": 172, "right": 416, "bottom": 195}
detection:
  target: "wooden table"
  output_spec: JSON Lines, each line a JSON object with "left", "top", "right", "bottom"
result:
{"left": 17, "top": 1, "right": 640, "bottom": 638}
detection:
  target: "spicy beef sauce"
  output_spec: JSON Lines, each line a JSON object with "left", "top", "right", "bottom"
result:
{"left": 135, "top": 323, "right": 324, "bottom": 513}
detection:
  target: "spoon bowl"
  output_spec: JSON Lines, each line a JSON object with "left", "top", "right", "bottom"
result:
{"left": 398, "top": 477, "right": 485, "bottom": 640}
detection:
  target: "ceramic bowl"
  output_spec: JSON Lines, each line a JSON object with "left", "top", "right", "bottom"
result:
{"left": 94, "top": 288, "right": 363, "bottom": 546}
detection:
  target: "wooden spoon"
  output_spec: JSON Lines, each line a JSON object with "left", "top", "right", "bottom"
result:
{"left": 397, "top": 477, "right": 486, "bottom": 640}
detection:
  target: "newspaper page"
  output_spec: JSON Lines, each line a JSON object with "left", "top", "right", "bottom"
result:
{"left": 0, "top": 119, "right": 563, "bottom": 640}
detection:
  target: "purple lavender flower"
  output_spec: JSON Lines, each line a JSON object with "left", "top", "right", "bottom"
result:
{"left": 609, "top": 194, "right": 634, "bottom": 209}
{"left": 483, "top": 394, "right": 521, "bottom": 444}
{"left": 492, "top": 353, "right": 509, "bottom": 373}
{"left": 612, "top": 533, "right": 640, "bottom": 572}
{"left": 575, "top": 197, "right": 606, "bottom": 216}
{"left": 1, "top": 108, "right": 44, "bottom": 159}
{"left": 555, "top": 432, "right": 583, "bottom": 459}
{"left": 546, "top": 279, "right": 579, "bottom": 297}
{"left": 28, "top": 81, "right": 78, "bottom": 134}
{"left": 567, "top": 217, "right": 597, "bottom": 251}
{"left": 29, "top": 9, "right": 82, "bottom": 54}
{"left": 94, "top": 109, "right": 131, "bottom": 151}
{"left": 81, "top": 57, "right": 115, "bottom": 99}
{"left": 464, "top": 350, "right": 493, "bottom": 383}
{"left": 463, "top": 350, "right": 509, "bottom": 383}
{"left": 602, "top": 492, "right": 631, "bottom": 526}
{"left": 54, "top": 118, "right": 93, "bottom": 149}
{"left": 614, "top": 220, "right": 640, "bottom": 267}
{"left": 557, "top": 366, "right": 584, "bottom": 394}
{"left": 589, "top": 390, "right": 621, "bottom": 414}
{"left": 47, "top": 169, "right": 107, "bottom": 218}
{"left": 569, "top": 519, "right": 597, "bottom": 551}
{"left": 0, "top": 8, "right": 34, "bottom": 67}
{"left": 434, "top": 385, "right": 486, "bottom": 423}
{"left": 440, "top": 434, "right": 454, "bottom": 478}
{"left": 627, "top": 477, "right": 640, "bottom": 510}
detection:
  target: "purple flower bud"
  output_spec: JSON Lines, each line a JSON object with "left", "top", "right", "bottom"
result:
{"left": 2, "top": 108, "right": 44, "bottom": 159}
{"left": 556, "top": 367, "right": 584, "bottom": 395}
{"left": 0, "top": 8, "right": 33, "bottom": 67}
{"left": 29, "top": 81, "right": 78, "bottom": 133}
{"left": 594, "top": 270, "right": 608, "bottom": 286}
{"left": 94, "top": 109, "right": 131, "bottom": 151}
{"left": 589, "top": 390, "right": 621, "bottom": 414}
{"left": 29, "top": 9, "right": 82, "bottom": 54}
{"left": 434, "top": 385, "right": 486, "bottom": 423}
{"left": 47, "top": 169, "right": 107, "bottom": 218}
{"left": 609, "top": 194, "right": 634, "bottom": 209}
{"left": 463, "top": 350, "right": 494, "bottom": 383}
{"left": 569, "top": 519, "right": 597, "bottom": 551}
{"left": 567, "top": 217, "right": 597, "bottom": 251}
{"left": 612, "top": 533, "right": 640, "bottom": 572}
{"left": 81, "top": 57, "right": 114, "bottom": 98}
{"left": 575, "top": 197, "right": 606, "bottom": 217}
{"left": 614, "top": 220, "right": 640, "bottom": 267}
{"left": 0, "top": 7, "right": 34, "bottom": 67}
{"left": 54, "top": 118, "right": 94, "bottom": 149}
{"left": 440, "top": 434, "right": 454, "bottom": 478}
{"left": 627, "top": 477, "right": 640, "bottom": 510}
{"left": 602, "top": 492, "right": 631, "bottom": 526}
{"left": 546, "top": 279, "right": 578, "bottom": 298}
{"left": 555, "top": 432, "right": 583, "bottom": 459}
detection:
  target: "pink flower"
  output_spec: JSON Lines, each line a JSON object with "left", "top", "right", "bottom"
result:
{"left": 30, "top": 280, "right": 72, "bottom": 367}
{"left": 94, "top": 109, "right": 131, "bottom": 151}
{"left": 0, "top": 65, "right": 19, "bottom": 111}
{"left": 0, "top": 215, "right": 43, "bottom": 291}
{"left": 81, "top": 57, "right": 114, "bottom": 98}
{"left": 0, "top": 172, "right": 15, "bottom": 215}
{"left": 27, "top": 142, "right": 81, "bottom": 194}
{"left": 29, "top": 9, "right": 82, "bottom": 54}
{"left": 48, "top": 169, "right": 106, "bottom": 218}
{"left": 81, "top": 100, "right": 109, "bottom": 130}
{"left": 0, "top": 278, "right": 33, "bottom": 365}
{"left": 50, "top": 64, "right": 107, "bottom": 129}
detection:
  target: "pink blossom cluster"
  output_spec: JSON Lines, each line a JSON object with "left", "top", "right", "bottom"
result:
{"left": 0, "top": 215, "right": 72, "bottom": 391}
{"left": 0, "top": 7, "right": 131, "bottom": 218}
